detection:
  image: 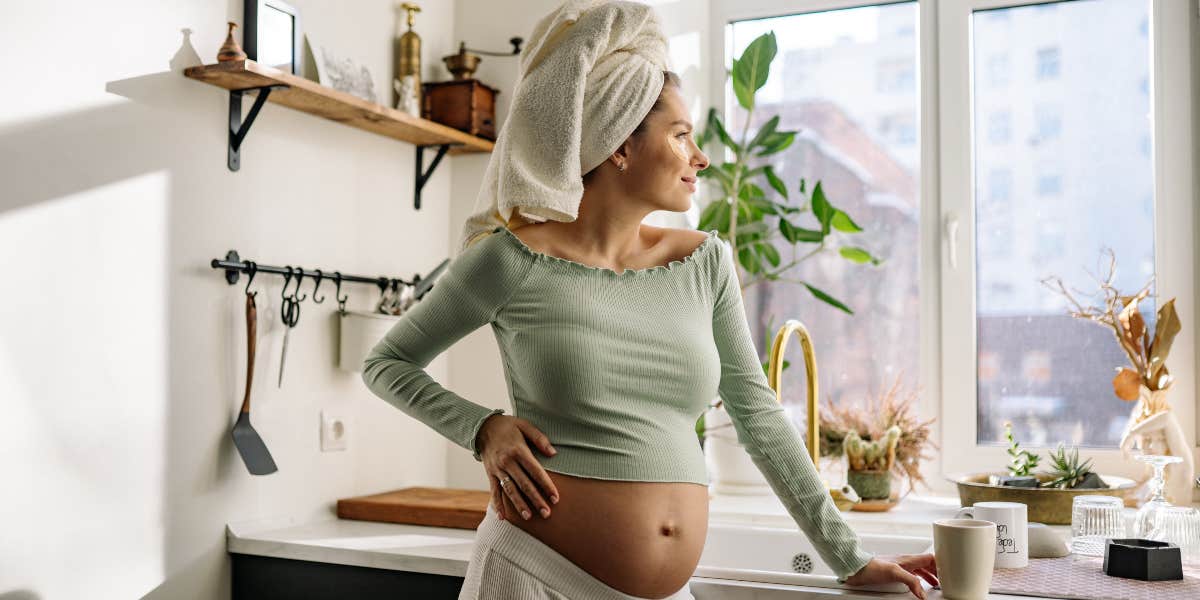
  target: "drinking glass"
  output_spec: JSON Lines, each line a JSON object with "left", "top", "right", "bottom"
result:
{"left": 1148, "top": 505, "right": 1200, "bottom": 566}
{"left": 1070, "top": 495, "right": 1126, "bottom": 556}
{"left": 1132, "top": 454, "right": 1184, "bottom": 538}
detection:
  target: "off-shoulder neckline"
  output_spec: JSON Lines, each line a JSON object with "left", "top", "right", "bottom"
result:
{"left": 492, "top": 225, "right": 720, "bottom": 277}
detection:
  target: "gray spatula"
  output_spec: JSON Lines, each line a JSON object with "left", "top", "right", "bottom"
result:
{"left": 232, "top": 290, "right": 278, "bottom": 475}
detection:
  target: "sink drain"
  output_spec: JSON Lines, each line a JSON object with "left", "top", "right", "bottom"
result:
{"left": 791, "top": 553, "right": 814, "bottom": 574}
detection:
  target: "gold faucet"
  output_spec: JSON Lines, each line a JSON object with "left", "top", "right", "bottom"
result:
{"left": 766, "top": 319, "right": 860, "bottom": 510}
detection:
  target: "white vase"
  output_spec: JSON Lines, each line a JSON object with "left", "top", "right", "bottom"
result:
{"left": 1119, "top": 385, "right": 1196, "bottom": 505}
{"left": 703, "top": 404, "right": 772, "bottom": 495}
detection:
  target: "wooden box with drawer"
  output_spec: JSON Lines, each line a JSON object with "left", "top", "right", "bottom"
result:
{"left": 421, "top": 79, "right": 499, "bottom": 141}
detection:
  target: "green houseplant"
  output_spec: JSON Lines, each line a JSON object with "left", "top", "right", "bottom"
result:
{"left": 694, "top": 31, "right": 883, "bottom": 445}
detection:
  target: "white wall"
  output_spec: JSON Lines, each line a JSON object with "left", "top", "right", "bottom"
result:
{"left": 0, "top": 1, "right": 713, "bottom": 597}
{"left": 445, "top": 0, "right": 712, "bottom": 488}
{"left": 0, "top": 1, "right": 462, "bottom": 598}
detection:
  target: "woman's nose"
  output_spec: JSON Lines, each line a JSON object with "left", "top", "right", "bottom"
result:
{"left": 693, "top": 148, "right": 709, "bottom": 171}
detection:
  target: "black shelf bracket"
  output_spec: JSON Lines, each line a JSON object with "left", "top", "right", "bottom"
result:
{"left": 414, "top": 143, "right": 462, "bottom": 210}
{"left": 228, "top": 84, "right": 290, "bottom": 171}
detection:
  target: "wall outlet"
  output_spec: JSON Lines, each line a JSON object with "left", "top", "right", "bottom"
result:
{"left": 320, "top": 411, "right": 349, "bottom": 452}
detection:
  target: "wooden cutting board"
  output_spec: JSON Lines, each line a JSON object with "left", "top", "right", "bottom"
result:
{"left": 337, "top": 487, "right": 490, "bottom": 530}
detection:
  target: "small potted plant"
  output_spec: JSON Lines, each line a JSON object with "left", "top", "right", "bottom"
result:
{"left": 843, "top": 426, "right": 901, "bottom": 500}
{"left": 818, "top": 375, "right": 937, "bottom": 508}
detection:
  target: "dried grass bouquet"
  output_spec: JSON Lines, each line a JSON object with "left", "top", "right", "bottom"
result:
{"left": 818, "top": 375, "right": 937, "bottom": 494}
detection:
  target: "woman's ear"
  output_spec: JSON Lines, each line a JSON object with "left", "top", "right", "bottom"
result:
{"left": 609, "top": 138, "right": 635, "bottom": 168}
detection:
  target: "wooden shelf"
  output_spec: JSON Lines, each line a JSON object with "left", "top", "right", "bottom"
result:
{"left": 184, "top": 59, "right": 494, "bottom": 155}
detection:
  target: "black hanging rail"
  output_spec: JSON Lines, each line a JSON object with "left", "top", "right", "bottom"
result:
{"left": 211, "top": 250, "right": 450, "bottom": 308}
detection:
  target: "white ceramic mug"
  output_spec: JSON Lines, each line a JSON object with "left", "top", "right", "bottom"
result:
{"left": 956, "top": 501, "right": 1029, "bottom": 568}
{"left": 934, "top": 518, "right": 997, "bottom": 600}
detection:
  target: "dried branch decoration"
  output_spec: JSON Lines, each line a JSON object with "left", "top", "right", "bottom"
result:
{"left": 1039, "top": 248, "right": 1180, "bottom": 407}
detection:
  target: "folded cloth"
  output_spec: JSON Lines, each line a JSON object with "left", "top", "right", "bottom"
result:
{"left": 458, "top": 0, "right": 671, "bottom": 254}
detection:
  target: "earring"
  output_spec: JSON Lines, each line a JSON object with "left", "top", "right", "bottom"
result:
{"left": 618, "top": 162, "right": 626, "bottom": 172}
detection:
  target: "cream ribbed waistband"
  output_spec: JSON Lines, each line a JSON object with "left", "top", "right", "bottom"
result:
{"left": 468, "top": 503, "right": 694, "bottom": 600}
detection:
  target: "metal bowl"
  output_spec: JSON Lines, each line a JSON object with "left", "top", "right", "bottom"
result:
{"left": 949, "top": 472, "right": 1138, "bottom": 525}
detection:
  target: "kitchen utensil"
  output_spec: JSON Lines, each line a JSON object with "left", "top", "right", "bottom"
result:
{"left": 337, "top": 487, "right": 490, "bottom": 529}
{"left": 232, "top": 290, "right": 278, "bottom": 475}
{"left": 277, "top": 294, "right": 299, "bottom": 388}
{"left": 956, "top": 501, "right": 1029, "bottom": 568}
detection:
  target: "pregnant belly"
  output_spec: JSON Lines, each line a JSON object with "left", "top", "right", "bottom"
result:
{"left": 498, "top": 470, "right": 709, "bottom": 599}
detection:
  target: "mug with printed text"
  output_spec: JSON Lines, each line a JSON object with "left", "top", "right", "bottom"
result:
{"left": 955, "top": 501, "right": 1029, "bottom": 568}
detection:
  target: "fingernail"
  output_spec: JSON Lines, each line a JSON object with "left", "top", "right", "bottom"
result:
{"left": 551, "top": 495, "right": 559, "bottom": 504}
{"left": 522, "top": 510, "right": 531, "bottom": 520}
{"left": 540, "top": 508, "right": 550, "bottom": 518}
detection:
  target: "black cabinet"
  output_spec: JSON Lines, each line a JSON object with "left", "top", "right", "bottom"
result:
{"left": 232, "top": 554, "right": 463, "bottom": 600}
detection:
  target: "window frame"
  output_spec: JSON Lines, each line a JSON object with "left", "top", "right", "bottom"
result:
{"left": 708, "top": 0, "right": 1198, "bottom": 494}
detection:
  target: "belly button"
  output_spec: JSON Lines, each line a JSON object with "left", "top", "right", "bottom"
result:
{"left": 659, "top": 523, "right": 678, "bottom": 537}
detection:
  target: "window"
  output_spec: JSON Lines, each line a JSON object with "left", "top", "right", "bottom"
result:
{"left": 988, "top": 111, "right": 1011, "bottom": 144}
{"left": 964, "top": 0, "right": 1157, "bottom": 451}
{"left": 880, "top": 112, "right": 917, "bottom": 145}
{"left": 987, "top": 54, "right": 1010, "bottom": 87}
{"left": 987, "top": 168, "right": 1012, "bottom": 205}
{"left": 1036, "top": 47, "right": 1060, "bottom": 80}
{"left": 726, "top": 1, "right": 920, "bottom": 415}
{"left": 712, "top": 0, "right": 1195, "bottom": 490}
{"left": 1035, "top": 169, "right": 1061, "bottom": 196}
{"left": 1034, "top": 104, "right": 1061, "bottom": 142}
{"left": 877, "top": 58, "right": 916, "bottom": 93}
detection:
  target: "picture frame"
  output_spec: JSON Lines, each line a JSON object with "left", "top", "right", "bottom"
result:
{"left": 244, "top": 0, "right": 304, "bottom": 75}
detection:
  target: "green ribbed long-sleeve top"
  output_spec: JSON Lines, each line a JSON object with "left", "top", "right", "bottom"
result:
{"left": 360, "top": 225, "right": 873, "bottom": 579}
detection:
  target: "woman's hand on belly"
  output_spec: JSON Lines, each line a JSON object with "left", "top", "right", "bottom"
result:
{"left": 476, "top": 414, "right": 560, "bottom": 521}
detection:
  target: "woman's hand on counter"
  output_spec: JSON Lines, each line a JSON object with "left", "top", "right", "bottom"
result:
{"left": 844, "top": 554, "right": 938, "bottom": 600}
{"left": 477, "top": 414, "right": 560, "bottom": 522}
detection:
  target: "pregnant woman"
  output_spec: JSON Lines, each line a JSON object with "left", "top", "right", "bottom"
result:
{"left": 362, "top": 2, "right": 937, "bottom": 599}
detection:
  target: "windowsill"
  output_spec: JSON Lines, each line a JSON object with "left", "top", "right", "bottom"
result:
{"left": 709, "top": 492, "right": 967, "bottom": 539}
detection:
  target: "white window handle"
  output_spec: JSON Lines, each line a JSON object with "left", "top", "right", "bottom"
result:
{"left": 944, "top": 212, "right": 960, "bottom": 270}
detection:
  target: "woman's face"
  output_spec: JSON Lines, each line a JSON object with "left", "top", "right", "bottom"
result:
{"left": 623, "top": 86, "right": 710, "bottom": 212}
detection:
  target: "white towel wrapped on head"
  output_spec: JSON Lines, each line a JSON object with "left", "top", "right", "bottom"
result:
{"left": 458, "top": 0, "right": 671, "bottom": 253}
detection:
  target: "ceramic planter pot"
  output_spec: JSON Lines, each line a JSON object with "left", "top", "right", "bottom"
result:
{"left": 703, "top": 405, "right": 772, "bottom": 495}
{"left": 338, "top": 309, "right": 402, "bottom": 372}
{"left": 848, "top": 469, "right": 892, "bottom": 500}
{"left": 950, "top": 472, "right": 1137, "bottom": 524}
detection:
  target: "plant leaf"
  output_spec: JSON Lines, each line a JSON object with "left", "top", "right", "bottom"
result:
{"left": 698, "top": 199, "right": 730, "bottom": 231}
{"left": 757, "top": 241, "right": 781, "bottom": 267}
{"left": 1112, "top": 368, "right": 1141, "bottom": 401}
{"left": 706, "top": 108, "right": 741, "bottom": 156}
{"left": 811, "top": 182, "right": 835, "bottom": 234}
{"left": 748, "top": 115, "right": 780, "bottom": 153}
{"left": 731, "top": 32, "right": 776, "bottom": 110}
{"left": 831, "top": 209, "right": 863, "bottom": 233}
{"left": 1148, "top": 298, "right": 1181, "bottom": 381}
{"left": 839, "top": 247, "right": 880, "bottom": 265}
{"left": 755, "top": 131, "right": 795, "bottom": 156}
{"left": 803, "top": 283, "right": 853, "bottom": 315}
{"left": 779, "top": 219, "right": 824, "bottom": 243}
{"left": 763, "top": 166, "right": 788, "bottom": 199}
{"left": 1117, "top": 298, "right": 1147, "bottom": 366}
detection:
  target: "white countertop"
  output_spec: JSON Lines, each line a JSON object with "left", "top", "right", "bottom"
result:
{"left": 226, "top": 493, "right": 1072, "bottom": 599}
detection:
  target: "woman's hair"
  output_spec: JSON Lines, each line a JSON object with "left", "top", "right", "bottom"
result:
{"left": 583, "top": 70, "right": 682, "bottom": 182}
